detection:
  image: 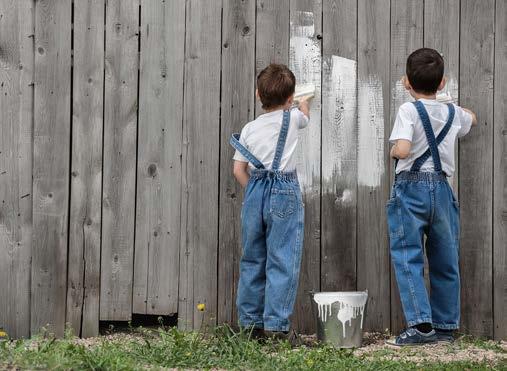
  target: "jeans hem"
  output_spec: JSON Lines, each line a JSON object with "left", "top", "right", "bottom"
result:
{"left": 238, "top": 315, "right": 264, "bottom": 329}
{"left": 432, "top": 323, "right": 459, "bottom": 330}
{"left": 407, "top": 318, "right": 433, "bottom": 327}
{"left": 264, "top": 318, "right": 290, "bottom": 332}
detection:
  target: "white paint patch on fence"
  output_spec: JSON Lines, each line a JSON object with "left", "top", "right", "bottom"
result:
{"left": 322, "top": 56, "right": 357, "bottom": 183}
{"left": 289, "top": 11, "right": 321, "bottom": 191}
{"left": 357, "top": 75, "right": 385, "bottom": 188}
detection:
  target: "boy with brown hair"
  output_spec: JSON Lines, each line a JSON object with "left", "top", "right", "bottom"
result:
{"left": 230, "top": 64, "right": 310, "bottom": 340}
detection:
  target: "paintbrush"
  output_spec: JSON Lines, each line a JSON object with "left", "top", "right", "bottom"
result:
{"left": 293, "top": 83, "right": 316, "bottom": 103}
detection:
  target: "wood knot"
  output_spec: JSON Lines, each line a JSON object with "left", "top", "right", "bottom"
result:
{"left": 148, "top": 163, "right": 157, "bottom": 177}
{"left": 242, "top": 26, "right": 250, "bottom": 35}
{"left": 37, "top": 47, "right": 44, "bottom": 55}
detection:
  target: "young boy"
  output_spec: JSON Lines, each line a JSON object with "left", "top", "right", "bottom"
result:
{"left": 387, "top": 48, "right": 477, "bottom": 346}
{"left": 230, "top": 64, "right": 310, "bottom": 340}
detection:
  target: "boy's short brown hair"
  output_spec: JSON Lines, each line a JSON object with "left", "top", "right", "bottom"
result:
{"left": 406, "top": 48, "right": 444, "bottom": 95}
{"left": 257, "top": 64, "right": 296, "bottom": 110}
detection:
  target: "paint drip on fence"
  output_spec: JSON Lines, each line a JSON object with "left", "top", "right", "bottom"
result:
{"left": 313, "top": 292, "right": 368, "bottom": 337}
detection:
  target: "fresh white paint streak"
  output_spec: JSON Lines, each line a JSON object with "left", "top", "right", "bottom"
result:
{"left": 357, "top": 75, "right": 385, "bottom": 187}
{"left": 313, "top": 291, "right": 368, "bottom": 337}
{"left": 322, "top": 56, "right": 357, "bottom": 183}
{"left": 289, "top": 11, "right": 321, "bottom": 190}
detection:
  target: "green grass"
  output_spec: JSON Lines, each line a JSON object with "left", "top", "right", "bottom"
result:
{"left": 0, "top": 326, "right": 504, "bottom": 370}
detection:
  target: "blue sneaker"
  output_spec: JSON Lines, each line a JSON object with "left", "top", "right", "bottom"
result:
{"left": 435, "top": 329, "right": 455, "bottom": 343}
{"left": 386, "top": 327, "right": 438, "bottom": 346}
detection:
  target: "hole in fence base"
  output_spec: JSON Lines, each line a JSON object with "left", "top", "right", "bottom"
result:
{"left": 99, "top": 313, "right": 177, "bottom": 334}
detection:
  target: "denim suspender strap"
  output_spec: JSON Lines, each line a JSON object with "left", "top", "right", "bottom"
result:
{"left": 410, "top": 102, "right": 455, "bottom": 172}
{"left": 271, "top": 110, "right": 291, "bottom": 171}
{"left": 230, "top": 133, "right": 265, "bottom": 169}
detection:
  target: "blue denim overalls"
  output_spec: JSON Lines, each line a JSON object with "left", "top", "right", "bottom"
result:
{"left": 387, "top": 100, "right": 460, "bottom": 330}
{"left": 230, "top": 110, "right": 304, "bottom": 332}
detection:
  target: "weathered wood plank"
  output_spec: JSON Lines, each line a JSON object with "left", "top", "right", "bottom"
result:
{"left": 424, "top": 0, "right": 460, "bottom": 192}
{"left": 493, "top": 0, "right": 506, "bottom": 341}
{"left": 289, "top": 0, "right": 322, "bottom": 334}
{"left": 356, "top": 0, "right": 391, "bottom": 332}
{"left": 217, "top": 0, "right": 255, "bottom": 326}
{"left": 133, "top": 0, "right": 184, "bottom": 316}
{"left": 389, "top": 0, "right": 423, "bottom": 335}
{"left": 100, "top": 0, "right": 139, "bottom": 320}
{"left": 0, "top": 0, "right": 34, "bottom": 339}
{"left": 255, "top": 0, "right": 290, "bottom": 117}
{"left": 459, "top": 0, "right": 494, "bottom": 337}
{"left": 31, "top": 0, "right": 72, "bottom": 337}
{"left": 66, "top": 0, "right": 104, "bottom": 338}
{"left": 321, "top": 0, "right": 357, "bottom": 294}
{"left": 178, "top": 0, "right": 221, "bottom": 330}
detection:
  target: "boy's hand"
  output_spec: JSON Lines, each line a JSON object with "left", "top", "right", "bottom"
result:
{"left": 298, "top": 96, "right": 311, "bottom": 118}
{"left": 233, "top": 161, "right": 250, "bottom": 188}
{"left": 462, "top": 107, "right": 478, "bottom": 126}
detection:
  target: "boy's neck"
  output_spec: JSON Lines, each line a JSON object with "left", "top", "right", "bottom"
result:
{"left": 411, "top": 91, "right": 437, "bottom": 100}
{"left": 264, "top": 104, "right": 291, "bottom": 113}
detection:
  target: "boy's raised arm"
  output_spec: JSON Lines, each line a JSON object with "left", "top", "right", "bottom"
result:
{"left": 462, "top": 107, "right": 477, "bottom": 126}
{"left": 298, "top": 97, "right": 310, "bottom": 119}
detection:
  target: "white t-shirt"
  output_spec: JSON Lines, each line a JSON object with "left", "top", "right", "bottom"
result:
{"left": 233, "top": 108, "right": 309, "bottom": 171}
{"left": 389, "top": 99, "right": 473, "bottom": 176}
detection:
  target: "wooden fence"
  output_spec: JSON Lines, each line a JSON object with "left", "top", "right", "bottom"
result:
{"left": 0, "top": 0, "right": 505, "bottom": 340}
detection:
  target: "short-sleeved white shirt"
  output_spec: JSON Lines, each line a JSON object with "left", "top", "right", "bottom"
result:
{"left": 233, "top": 108, "right": 309, "bottom": 171}
{"left": 389, "top": 99, "right": 473, "bottom": 176}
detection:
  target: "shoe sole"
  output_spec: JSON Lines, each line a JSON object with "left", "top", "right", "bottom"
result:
{"left": 385, "top": 339, "right": 438, "bottom": 347}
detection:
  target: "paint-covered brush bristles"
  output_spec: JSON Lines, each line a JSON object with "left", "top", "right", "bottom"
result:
{"left": 294, "top": 83, "right": 316, "bottom": 102}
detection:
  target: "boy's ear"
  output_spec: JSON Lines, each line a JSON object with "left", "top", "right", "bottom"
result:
{"left": 402, "top": 76, "right": 411, "bottom": 91}
{"left": 255, "top": 88, "right": 260, "bottom": 100}
{"left": 437, "top": 76, "right": 447, "bottom": 91}
{"left": 285, "top": 93, "right": 294, "bottom": 107}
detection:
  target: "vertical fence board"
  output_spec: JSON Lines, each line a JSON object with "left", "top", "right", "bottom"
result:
{"left": 133, "top": 0, "right": 184, "bottom": 316}
{"left": 67, "top": 0, "right": 104, "bottom": 338}
{"left": 31, "top": 0, "right": 72, "bottom": 337}
{"left": 321, "top": 0, "right": 357, "bottom": 292}
{"left": 178, "top": 0, "right": 221, "bottom": 330}
{"left": 424, "top": 0, "right": 460, "bottom": 191}
{"left": 0, "top": 0, "right": 34, "bottom": 339}
{"left": 356, "top": 0, "right": 391, "bottom": 332}
{"left": 255, "top": 0, "right": 290, "bottom": 116}
{"left": 217, "top": 0, "right": 256, "bottom": 326}
{"left": 389, "top": 0, "right": 423, "bottom": 334}
{"left": 289, "top": 0, "right": 322, "bottom": 334}
{"left": 100, "top": 0, "right": 139, "bottom": 320}
{"left": 459, "top": 0, "right": 494, "bottom": 337}
{"left": 493, "top": 0, "right": 506, "bottom": 341}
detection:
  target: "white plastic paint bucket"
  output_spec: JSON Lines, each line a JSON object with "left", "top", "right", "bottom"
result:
{"left": 311, "top": 291, "right": 368, "bottom": 348}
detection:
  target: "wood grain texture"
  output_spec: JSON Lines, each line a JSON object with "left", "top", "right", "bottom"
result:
{"left": 321, "top": 0, "right": 357, "bottom": 292}
{"left": 493, "top": 0, "right": 506, "bottom": 341}
{"left": 389, "top": 0, "right": 423, "bottom": 334}
{"left": 31, "top": 0, "right": 72, "bottom": 337}
{"left": 424, "top": 0, "right": 460, "bottom": 191}
{"left": 178, "top": 0, "right": 221, "bottom": 330}
{"left": 133, "top": 0, "right": 184, "bottom": 316}
{"left": 100, "top": 0, "right": 139, "bottom": 321}
{"left": 289, "top": 0, "right": 322, "bottom": 334}
{"left": 66, "top": 0, "right": 104, "bottom": 338}
{"left": 217, "top": 0, "right": 255, "bottom": 326}
{"left": 459, "top": 0, "right": 494, "bottom": 337}
{"left": 356, "top": 0, "right": 391, "bottom": 332}
{"left": 0, "top": 0, "right": 34, "bottom": 339}
{"left": 255, "top": 0, "right": 290, "bottom": 116}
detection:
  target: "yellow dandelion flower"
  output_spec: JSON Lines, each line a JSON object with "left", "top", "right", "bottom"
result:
{"left": 197, "top": 303, "right": 206, "bottom": 311}
{"left": 0, "top": 330, "right": 7, "bottom": 338}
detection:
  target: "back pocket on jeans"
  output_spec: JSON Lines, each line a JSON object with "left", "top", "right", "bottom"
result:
{"left": 270, "top": 187, "right": 296, "bottom": 218}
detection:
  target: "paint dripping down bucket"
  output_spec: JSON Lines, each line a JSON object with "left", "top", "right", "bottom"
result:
{"left": 310, "top": 291, "right": 368, "bottom": 348}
